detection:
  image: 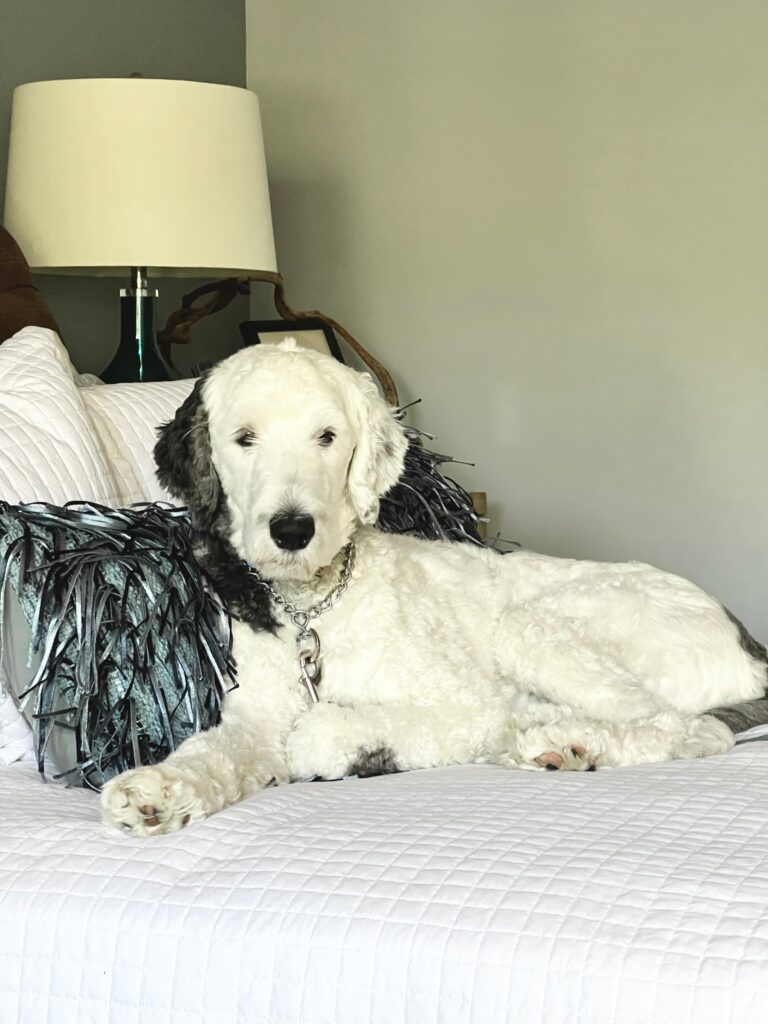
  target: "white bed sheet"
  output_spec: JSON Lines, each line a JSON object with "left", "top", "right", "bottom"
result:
{"left": 1, "top": 739, "right": 767, "bottom": 1024}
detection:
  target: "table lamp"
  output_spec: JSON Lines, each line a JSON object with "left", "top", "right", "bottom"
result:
{"left": 3, "top": 77, "right": 277, "bottom": 381}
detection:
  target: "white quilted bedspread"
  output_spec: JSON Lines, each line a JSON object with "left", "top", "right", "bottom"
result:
{"left": 1, "top": 740, "right": 767, "bottom": 1024}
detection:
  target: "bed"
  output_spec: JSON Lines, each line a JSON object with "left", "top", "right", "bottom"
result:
{"left": 1, "top": 228, "right": 767, "bottom": 1023}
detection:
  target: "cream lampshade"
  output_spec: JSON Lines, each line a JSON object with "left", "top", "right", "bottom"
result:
{"left": 3, "top": 77, "right": 277, "bottom": 276}
{"left": 3, "top": 77, "right": 277, "bottom": 380}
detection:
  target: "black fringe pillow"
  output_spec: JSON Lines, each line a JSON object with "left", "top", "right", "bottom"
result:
{"left": 381, "top": 424, "right": 484, "bottom": 545}
{"left": 0, "top": 429, "right": 484, "bottom": 790}
{"left": 0, "top": 502, "right": 234, "bottom": 790}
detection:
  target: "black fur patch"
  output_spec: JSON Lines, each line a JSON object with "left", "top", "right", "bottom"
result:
{"left": 710, "top": 699, "right": 768, "bottom": 733}
{"left": 349, "top": 747, "right": 400, "bottom": 778}
{"left": 708, "top": 608, "right": 768, "bottom": 732}
{"left": 192, "top": 526, "right": 277, "bottom": 630}
{"left": 154, "top": 377, "right": 276, "bottom": 630}
{"left": 723, "top": 606, "right": 768, "bottom": 664}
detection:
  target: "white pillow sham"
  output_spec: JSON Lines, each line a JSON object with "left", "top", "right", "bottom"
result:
{"left": 1, "top": 334, "right": 194, "bottom": 766}
{"left": 79, "top": 378, "right": 195, "bottom": 505}
{"left": 0, "top": 328, "right": 121, "bottom": 505}
{"left": 0, "top": 327, "right": 124, "bottom": 765}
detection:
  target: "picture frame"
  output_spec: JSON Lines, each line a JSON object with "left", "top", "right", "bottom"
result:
{"left": 238, "top": 318, "right": 345, "bottom": 363}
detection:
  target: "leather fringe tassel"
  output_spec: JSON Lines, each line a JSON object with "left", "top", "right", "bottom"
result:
{"left": 379, "top": 421, "right": 486, "bottom": 545}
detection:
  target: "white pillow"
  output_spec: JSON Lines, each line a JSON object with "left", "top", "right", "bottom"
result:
{"left": 0, "top": 693, "right": 34, "bottom": 767}
{"left": 0, "top": 328, "right": 121, "bottom": 505}
{"left": 1, "top": 341, "right": 192, "bottom": 766}
{"left": 79, "top": 379, "right": 195, "bottom": 505}
{"left": 0, "top": 327, "right": 123, "bottom": 765}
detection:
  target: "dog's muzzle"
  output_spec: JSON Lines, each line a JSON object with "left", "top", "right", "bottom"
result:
{"left": 269, "top": 512, "right": 316, "bottom": 551}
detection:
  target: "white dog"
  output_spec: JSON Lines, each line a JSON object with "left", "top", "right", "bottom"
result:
{"left": 101, "top": 341, "right": 768, "bottom": 835}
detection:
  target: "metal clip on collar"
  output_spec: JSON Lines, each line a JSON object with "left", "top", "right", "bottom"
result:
{"left": 297, "top": 626, "right": 322, "bottom": 703}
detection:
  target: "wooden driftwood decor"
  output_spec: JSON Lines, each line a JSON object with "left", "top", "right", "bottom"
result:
{"left": 158, "top": 272, "right": 399, "bottom": 406}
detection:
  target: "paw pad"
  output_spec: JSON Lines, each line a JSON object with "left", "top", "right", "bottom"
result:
{"left": 537, "top": 751, "right": 564, "bottom": 770}
{"left": 138, "top": 805, "right": 160, "bottom": 826}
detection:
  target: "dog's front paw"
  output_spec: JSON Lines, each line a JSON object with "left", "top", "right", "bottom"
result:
{"left": 286, "top": 703, "right": 362, "bottom": 781}
{"left": 101, "top": 764, "right": 209, "bottom": 836}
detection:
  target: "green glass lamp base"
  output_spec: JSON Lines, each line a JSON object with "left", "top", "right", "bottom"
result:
{"left": 101, "top": 272, "right": 176, "bottom": 383}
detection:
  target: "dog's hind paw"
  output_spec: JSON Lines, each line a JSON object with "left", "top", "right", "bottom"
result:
{"left": 100, "top": 764, "right": 209, "bottom": 836}
{"left": 534, "top": 745, "right": 597, "bottom": 771}
{"left": 491, "top": 720, "right": 603, "bottom": 773}
{"left": 491, "top": 742, "right": 598, "bottom": 772}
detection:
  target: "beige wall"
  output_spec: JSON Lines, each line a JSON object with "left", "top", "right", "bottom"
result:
{"left": 247, "top": 1, "right": 768, "bottom": 640}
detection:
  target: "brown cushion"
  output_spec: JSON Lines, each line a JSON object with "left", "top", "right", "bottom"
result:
{"left": 0, "top": 227, "right": 60, "bottom": 342}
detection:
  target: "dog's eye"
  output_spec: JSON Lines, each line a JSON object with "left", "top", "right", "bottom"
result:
{"left": 318, "top": 429, "right": 336, "bottom": 447}
{"left": 235, "top": 430, "right": 257, "bottom": 448}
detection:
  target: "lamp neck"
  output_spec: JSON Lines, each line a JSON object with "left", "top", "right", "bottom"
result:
{"left": 133, "top": 265, "right": 148, "bottom": 296}
{"left": 121, "top": 265, "right": 150, "bottom": 298}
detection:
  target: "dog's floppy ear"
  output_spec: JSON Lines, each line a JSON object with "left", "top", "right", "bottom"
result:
{"left": 154, "top": 375, "right": 221, "bottom": 525}
{"left": 344, "top": 370, "right": 408, "bottom": 525}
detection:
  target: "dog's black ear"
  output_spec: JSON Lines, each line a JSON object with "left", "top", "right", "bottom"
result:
{"left": 154, "top": 374, "right": 221, "bottom": 525}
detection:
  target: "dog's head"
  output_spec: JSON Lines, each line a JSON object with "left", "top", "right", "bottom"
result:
{"left": 155, "top": 340, "right": 407, "bottom": 580}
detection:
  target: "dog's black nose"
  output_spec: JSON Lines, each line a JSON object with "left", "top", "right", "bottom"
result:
{"left": 269, "top": 513, "right": 315, "bottom": 551}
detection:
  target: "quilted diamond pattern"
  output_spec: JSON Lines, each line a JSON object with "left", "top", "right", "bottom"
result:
{"left": 1, "top": 741, "right": 767, "bottom": 1023}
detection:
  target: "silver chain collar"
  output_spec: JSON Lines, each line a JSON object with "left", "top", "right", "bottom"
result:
{"left": 243, "top": 542, "right": 356, "bottom": 702}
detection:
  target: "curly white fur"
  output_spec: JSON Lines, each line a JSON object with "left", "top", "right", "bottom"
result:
{"left": 101, "top": 342, "right": 763, "bottom": 835}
